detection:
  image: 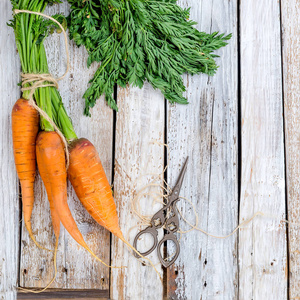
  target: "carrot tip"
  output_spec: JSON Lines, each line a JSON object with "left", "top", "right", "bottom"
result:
{"left": 26, "top": 228, "right": 53, "bottom": 252}
{"left": 18, "top": 237, "right": 59, "bottom": 294}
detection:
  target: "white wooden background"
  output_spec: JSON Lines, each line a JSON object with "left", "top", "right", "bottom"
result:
{"left": 0, "top": 0, "right": 299, "bottom": 299}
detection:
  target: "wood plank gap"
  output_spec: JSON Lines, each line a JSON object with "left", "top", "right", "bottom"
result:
{"left": 207, "top": 88, "right": 215, "bottom": 217}
{"left": 18, "top": 181, "right": 23, "bottom": 288}
{"left": 237, "top": 0, "right": 241, "bottom": 298}
{"left": 17, "top": 289, "right": 109, "bottom": 299}
{"left": 111, "top": 83, "right": 118, "bottom": 188}
{"left": 162, "top": 98, "right": 168, "bottom": 299}
{"left": 109, "top": 84, "right": 118, "bottom": 299}
{"left": 278, "top": 1, "right": 290, "bottom": 299}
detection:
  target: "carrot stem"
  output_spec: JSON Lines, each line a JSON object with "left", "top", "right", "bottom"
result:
{"left": 11, "top": 0, "right": 78, "bottom": 140}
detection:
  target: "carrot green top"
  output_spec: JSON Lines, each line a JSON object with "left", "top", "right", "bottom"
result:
{"left": 9, "top": 0, "right": 77, "bottom": 141}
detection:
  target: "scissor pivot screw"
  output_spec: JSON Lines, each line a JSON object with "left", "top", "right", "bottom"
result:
{"left": 168, "top": 223, "right": 177, "bottom": 231}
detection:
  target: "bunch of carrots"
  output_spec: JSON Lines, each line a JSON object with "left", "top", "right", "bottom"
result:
{"left": 10, "top": 0, "right": 156, "bottom": 290}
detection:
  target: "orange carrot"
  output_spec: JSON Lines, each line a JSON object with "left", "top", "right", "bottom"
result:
{"left": 36, "top": 132, "right": 115, "bottom": 268}
{"left": 35, "top": 133, "right": 61, "bottom": 291}
{"left": 67, "top": 138, "right": 161, "bottom": 279}
{"left": 11, "top": 99, "right": 47, "bottom": 250}
{"left": 36, "top": 131, "right": 85, "bottom": 243}
{"left": 35, "top": 136, "right": 61, "bottom": 240}
{"left": 37, "top": 133, "right": 157, "bottom": 274}
{"left": 68, "top": 138, "right": 123, "bottom": 239}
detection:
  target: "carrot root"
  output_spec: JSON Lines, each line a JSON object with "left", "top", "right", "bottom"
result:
{"left": 18, "top": 237, "right": 58, "bottom": 294}
{"left": 85, "top": 246, "right": 125, "bottom": 269}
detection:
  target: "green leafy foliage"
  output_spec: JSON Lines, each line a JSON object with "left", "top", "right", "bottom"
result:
{"left": 67, "top": 0, "right": 231, "bottom": 115}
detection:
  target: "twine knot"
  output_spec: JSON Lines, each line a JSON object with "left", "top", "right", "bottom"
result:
{"left": 21, "top": 73, "right": 59, "bottom": 90}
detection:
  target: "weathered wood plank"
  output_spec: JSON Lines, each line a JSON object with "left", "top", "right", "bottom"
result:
{"left": 166, "top": 0, "right": 238, "bottom": 299}
{"left": 0, "top": 1, "right": 21, "bottom": 300}
{"left": 18, "top": 289, "right": 108, "bottom": 299}
{"left": 19, "top": 3, "right": 113, "bottom": 289}
{"left": 281, "top": 0, "right": 300, "bottom": 298}
{"left": 110, "top": 84, "right": 164, "bottom": 299}
{"left": 239, "top": 0, "right": 287, "bottom": 299}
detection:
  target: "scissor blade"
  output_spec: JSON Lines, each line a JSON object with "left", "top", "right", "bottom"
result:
{"left": 170, "top": 156, "right": 189, "bottom": 199}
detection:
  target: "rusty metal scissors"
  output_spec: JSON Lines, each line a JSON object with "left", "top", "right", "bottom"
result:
{"left": 133, "top": 157, "right": 189, "bottom": 268}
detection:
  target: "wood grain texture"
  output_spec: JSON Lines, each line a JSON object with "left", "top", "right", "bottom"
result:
{"left": 166, "top": 0, "right": 238, "bottom": 299}
{"left": 19, "top": 3, "right": 113, "bottom": 289}
{"left": 239, "top": 0, "right": 287, "bottom": 299}
{"left": 0, "top": 1, "right": 21, "bottom": 300}
{"left": 110, "top": 84, "right": 164, "bottom": 300}
{"left": 281, "top": 0, "right": 300, "bottom": 298}
{"left": 2, "top": 0, "right": 295, "bottom": 298}
{"left": 18, "top": 289, "right": 108, "bottom": 299}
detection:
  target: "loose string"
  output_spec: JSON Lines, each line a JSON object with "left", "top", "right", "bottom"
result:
{"left": 121, "top": 141, "right": 300, "bottom": 266}
{"left": 14, "top": 9, "right": 70, "bottom": 168}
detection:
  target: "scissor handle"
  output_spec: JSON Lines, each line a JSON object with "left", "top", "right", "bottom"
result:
{"left": 133, "top": 226, "right": 158, "bottom": 258}
{"left": 157, "top": 232, "right": 180, "bottom": 268}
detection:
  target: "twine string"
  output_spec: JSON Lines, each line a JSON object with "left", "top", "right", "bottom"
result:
{"left": 117, "top": 141, "right": 300, "bottom": 266}
{"left": 14, "top": 9, "right": 70, "bottom": 168}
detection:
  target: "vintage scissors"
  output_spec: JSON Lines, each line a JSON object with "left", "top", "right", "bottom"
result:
{"left": 133, "top": 157, "right": 189, "bottom": 268}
